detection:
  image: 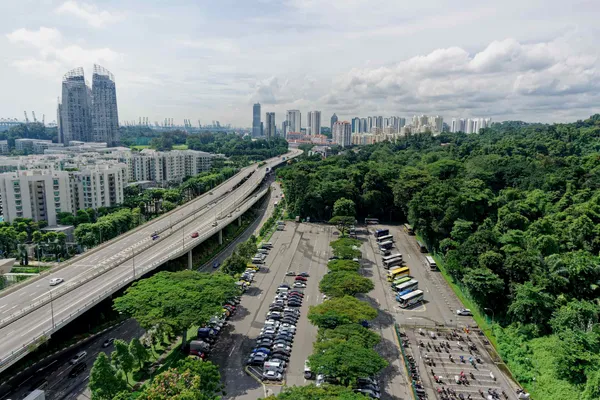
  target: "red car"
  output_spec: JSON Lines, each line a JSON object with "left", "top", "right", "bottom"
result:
{"left": 294, "top": 276, "right": 307, "bottom": 282}
{"left": 191, "top": 232, "right": 199, "bottom": 238}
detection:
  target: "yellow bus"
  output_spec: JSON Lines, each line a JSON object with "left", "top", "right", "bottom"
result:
{"left": 386, "top": 266, "right": 410, "bottom": 282}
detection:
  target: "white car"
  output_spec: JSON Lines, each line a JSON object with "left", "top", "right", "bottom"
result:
{"left": 316, "top": 374, "right": 325, "bottom": 387}
{"left": 456, "top": 309, "right": 472, "bottom": 316}
{"left": 260, "top": 328, "right": 277, "bottom": 335}
{"left": 293, "top": 282, "right": 306, "bottom": 288}
{"left": 262, "top": 370, "right": 283, "bottom": 381}
{"left": 272, "top": 343, "right": 292, "bottom": 352}
{"left": 279, "top": 323, "right": 296, "bottom": 331}
{"left": 49, "top": 278, "right": 64, "bottom": 286}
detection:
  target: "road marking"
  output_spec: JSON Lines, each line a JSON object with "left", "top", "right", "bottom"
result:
{"left": 0, "top": 304, "right": 6, "bottom": 310}
{"left": 228, "top": 345, "right": 236, "bottom": 357}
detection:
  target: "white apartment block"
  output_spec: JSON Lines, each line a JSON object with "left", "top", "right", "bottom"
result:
{"left": 333, "top": 121, "right": 352, "bottom": 147}
{"left": 0, "top": 141, "right": 9, "bottom": 155}
{"left": 126, "top": 149, "right": 215, "bottom": 184}
{"left": 0, "top": 163, "right": 127, "bottom": 226}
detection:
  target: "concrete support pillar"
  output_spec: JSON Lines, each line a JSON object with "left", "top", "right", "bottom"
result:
{"left": 218, "top": 229, "right": 223, "bottom": 245}
{"left": 188, "top": 250, "right": 193, "bottom": 270}
{"left": 238, "top": 216, "right": 242, "bottom": 227}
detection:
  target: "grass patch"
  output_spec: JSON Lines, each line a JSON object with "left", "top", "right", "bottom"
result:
{"left": 173, "top": 144, "right": 188, "bottom": 150}
{"left": 131, "top": 145, "right": 150, "bottom": 150}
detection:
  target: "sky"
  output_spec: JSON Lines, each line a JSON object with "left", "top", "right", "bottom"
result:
{"left": 2, "top": 0, "right": 600, "bottom": 128}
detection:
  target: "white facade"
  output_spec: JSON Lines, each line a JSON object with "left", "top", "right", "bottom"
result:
{"left": 126, "top": 149, "right": 215, "bottom": 184}
{"left": 286, "top": 110, "right": 301, "bottom": 134}
{"left": 333, "top": 121, "right": 352, "bottom": 147}
{"left": 0, "top": 141, "right": 9, "bottom": 155}
{"left": 307, "top": 111, "right": 321, "bottom": 136}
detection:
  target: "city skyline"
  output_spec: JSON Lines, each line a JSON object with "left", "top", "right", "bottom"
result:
{"left": 2, "top": 1, "right": 600, "bottom": 126}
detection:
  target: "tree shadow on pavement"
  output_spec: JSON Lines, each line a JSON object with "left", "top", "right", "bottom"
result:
{"left": 228, "top": 305, "right": 251, "bottom": 322}
{"left": 245, "top": 286, "right": 263, "bottom": 297}
{"left": 376, "top": 337, "right": 405, "bottom": 400}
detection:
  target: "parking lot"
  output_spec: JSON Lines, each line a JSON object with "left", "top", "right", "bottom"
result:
{"left": 362, "top": 225, "right": 519, "bottom": 400}
{"left": 209, "top": 222, "right": 332, "bottom": 399}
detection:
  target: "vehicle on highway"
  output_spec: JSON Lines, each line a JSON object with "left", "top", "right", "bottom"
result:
{"left": 102, "top": 338, "right": 115, "bottom": 348}
{"left": 151, "top": 231, "right": 159, "bottom": 240}
{"left": 298, "top": 272, "right": 310, "bottom": 277}
{"left": 262, "top": 370, "right": 283, "bottom": 381}
{"left": 69, "top": 362, "right": 86, "bottom": 378}
{"left": 456, "top": 308, "right": 472, "bottom": 316}
{"left": 191, "top": 232, "right": 199, "bottom": 238}
{"left": 293, "top": 282, "right": 306, "bottom": 288}
{"left": 397, "top": 289, "right": 425, "bottom": 309}
{"left": 286, "top": 271, "right": 296, "bottom": 276}
{"left": 294, "top": 276, "right": 307, "bottom": 281}
{"left": 212, "top": 221, "right": 218, "bottom": 227}
{"left": 49, "top": 277, "right": 64, "bottom": 286}
{"left": 213, "top": 261, "right": 220, "bottom": 268}
{"left": 69, "top": 351, "right": 87, "bottom": 365}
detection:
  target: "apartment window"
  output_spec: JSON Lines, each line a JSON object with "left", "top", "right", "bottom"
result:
{"left": 13, "top": 181, "right": 19, "bottom": 186}
{"left": 53, "top": 179, "right": 59, "bottom": 185}
{"left": 15, "top": 194, "right": 20, "bottom": 199}
{"left": 54, "top": 197, "right": 60, "bottom": 202}
{"left": 56, "top": 208, "right": 61, "bottom": 213}
{"left": 15, "top": 200, "right": 21, "bottom": 205}
{"left": 54, "top": 191, "right": 59, "bottom": 196}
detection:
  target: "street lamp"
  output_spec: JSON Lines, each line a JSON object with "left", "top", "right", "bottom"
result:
{"left": 49, "top": 290, "right": 55, "bottom": 329}
{"left": 483, "top": 308, "right": 495, "bottom": 323}
{"left": 132, "top": 248, "right": 135, "bottom": 278}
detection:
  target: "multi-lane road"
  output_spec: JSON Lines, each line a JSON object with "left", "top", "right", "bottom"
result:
{"left": 0, "top": 150, "right": 301, "bottom": 373}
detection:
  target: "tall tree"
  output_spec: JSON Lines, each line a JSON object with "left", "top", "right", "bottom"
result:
{"left": 308, "top": 296, "right": 377, "bottom": 329}
{"left": 111, "top": 339, "right": 135, "bottom": 385}
{"left": 129, "top": 337, "right": 150, "bottom": 369}
{"left": 89, "top": 353, "right": 128, "bottom": 400}
{"left": 319, "top": 271, "right": 374, "bottom": 298}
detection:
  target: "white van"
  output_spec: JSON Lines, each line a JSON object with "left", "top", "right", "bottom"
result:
{"left": 264, "top": 361, "right": 286, "bottom": 371}
{"left": 251, "top": 257, "right": 264, "bottom": 264}
{"left": 276, "top": 287, "right": 289, "bottom": 295}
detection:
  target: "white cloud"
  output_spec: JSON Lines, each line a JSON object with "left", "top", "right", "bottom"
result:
{"left": 327, "top": 36, "right": 600, "bottom": 119}
{"left": 177, "top": 38, "right": 240, "bottom": 53}
{"left": 55, "top": 1, "right": 123, "bottom": 28}
{"left": 6, "top": 27, "right": 62, "bottom": 48}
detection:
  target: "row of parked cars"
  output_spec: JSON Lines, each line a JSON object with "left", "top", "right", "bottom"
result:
{"left": 246, "top": 272, "right": 309, "bottom": 382}
{"left": 189, "top": 296, "right": 242, "bottom": 358}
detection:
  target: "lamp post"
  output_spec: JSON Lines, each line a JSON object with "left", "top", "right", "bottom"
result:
{"left": 132, "top": 248, "right": 135, "bottom": 278}
{"left": 49, "top": 290, "right": 55, "bottom": 329}
{"left": 483, "top": 308, "right": 495, "bottom": 323}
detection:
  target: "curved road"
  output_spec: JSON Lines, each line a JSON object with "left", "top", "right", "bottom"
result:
{"left": 0, "top": 150, "right": 301, "bottom": 372}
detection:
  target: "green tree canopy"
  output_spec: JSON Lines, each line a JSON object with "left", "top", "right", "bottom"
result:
{"left": 262, "top": 384, "right": 369, "bottom": 400}
{"left": 318, "top": 323, "right": 381, "bottom": 348}
{"left": 333, "top": 197, "right": 356, "bottom": 218}
{"left": 327, "top": 259, "right": 360, "bottom": 272}
{"left": 113, "top": 271, "right": 238, "bottom": 345}
{"left": 319, "top": 271, "right": 374, "bottom": 298}
{"left": 307, "top": 341, "right": 388, "bottom": 386}
{"left": 90, "top": 353, "right": 128, "bottom": 400}
{"left": 308, "top": 296, "right": 377, "bottom": 329}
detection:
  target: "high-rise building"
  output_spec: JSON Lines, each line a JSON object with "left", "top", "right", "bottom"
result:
{"left": 330, "top": 113, "right": 338, "bottom": 131}
{"left": 58, "top": 67, "right": 92, "bottom": 144}
{"left": 91, "top": 65, "right": 119, "bottom": 146}
{"left": 282, "top": 120, "right": 288, "bottom": 136}
{"left": 351, "top": 117, "right": 360, "bottom": 133}
{"left": 360, "top": 118, "right": 367, "bottom": 133}
{"left": 286, "top": 110, "right": 301, "bottom": 134}
{"left": 333, "top": 121, "right": 352, "bottom": 147}
{"left": 252, "top": 103, "right": 262, "bottom": 137}
{"left": 307, "top": 111, "right": 321, "bottom": 136}
{"left": 265, "top": 112, "right": 276, "bottom": 140}
{"left": 466, "top": 118, "right": 475, "bottom": 134}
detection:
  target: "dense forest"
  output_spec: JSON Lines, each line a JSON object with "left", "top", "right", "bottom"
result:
{"left": 277, "top": 115, "right": 600, "bottom": 399}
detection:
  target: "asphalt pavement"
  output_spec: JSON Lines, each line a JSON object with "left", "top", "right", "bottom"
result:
{"left": 4, "top": 319, "right": 144, "bottom": 400}
{"left": 209, "top": 222, "right": 332, "bottom": 400}
{"left": 0, "top": 151, "right": 301, "bottom": 371}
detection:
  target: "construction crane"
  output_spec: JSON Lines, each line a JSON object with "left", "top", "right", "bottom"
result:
{"left": 32, "top": 111, "right": 37, "bottom": 123}
{"left": 24, "top": 111, "right": 29, "bottom": 124}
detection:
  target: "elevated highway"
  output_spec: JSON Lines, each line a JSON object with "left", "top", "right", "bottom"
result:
{"left": 0, "top": 150, "right": 301, "bottom": 373}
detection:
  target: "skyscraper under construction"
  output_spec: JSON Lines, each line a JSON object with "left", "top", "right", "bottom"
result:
{"left": 58, "top": 65, "right": 120, "bottom": 146}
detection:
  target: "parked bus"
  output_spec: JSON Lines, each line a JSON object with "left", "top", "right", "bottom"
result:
{"left": 425, "top": 256, "right": 437, "bottom": 270}
{"left": 382, "top": 253, "right": 402, "bottom": 263}
{"left": 374, "top": 228, "right": 389, "bottom": 238}
{"left": 416, "top": 240, "right": 428, "bottom": 253}
{"left": 379, "top": 240, "right": 394, "bottom": 251}
{"left": 376, "top": 234, "right": 394, "bottom": 243}
{"left": 387, "top": 266, "right": 410, "bottom": 282}
{"left": 403, "top": 224, "right": 414, "bottom": 235}
{"left": 365, "top": 218, "right": 379, "bottom": 225}
{"left": 397, "top": 289, "right": 424, "bottom": 308}
{"left": 383, "top": 257, "right": 403, "bottom": 269}
{"left": 391, "top": 276, "right": 412, "bottom": 288}
{"left": 395, "top": 279, "right": 419, "bottom": 297}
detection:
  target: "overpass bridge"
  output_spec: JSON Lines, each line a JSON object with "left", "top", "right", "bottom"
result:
{"left": 0, "top": 150, "right": 301, "bottom": 373}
